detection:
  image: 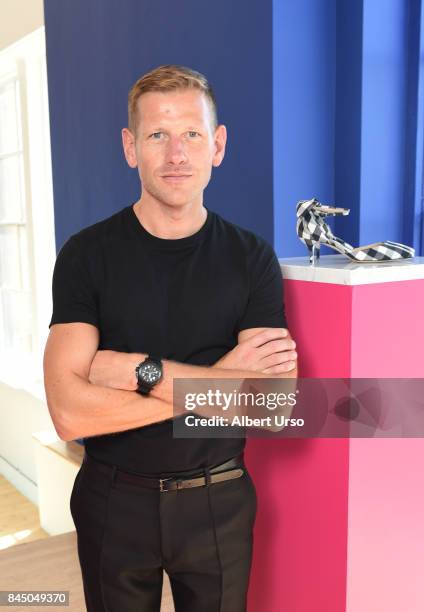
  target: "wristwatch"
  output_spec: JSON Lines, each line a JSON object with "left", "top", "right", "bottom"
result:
{"left": 135, "top": 355, "right": 163, "bottom": 396}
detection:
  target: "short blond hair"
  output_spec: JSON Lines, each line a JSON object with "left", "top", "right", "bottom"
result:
{"left": 128, "top": 64, "right": 218, "bottom": 134}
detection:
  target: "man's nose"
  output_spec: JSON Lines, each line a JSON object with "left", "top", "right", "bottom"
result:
{"left": 166, "top": 136, "right": 188, "bottom": 164}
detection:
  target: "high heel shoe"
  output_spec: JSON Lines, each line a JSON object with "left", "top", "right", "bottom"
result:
{"left": 296, "top": 198, "right": 415, "bottom": 264}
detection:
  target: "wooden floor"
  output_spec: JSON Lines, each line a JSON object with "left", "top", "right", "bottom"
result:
{"left": 0, "top": 475, "right": 49, "bottom": 548}
{"left": 0, "top": 475, "right": 174, "bottom": 611}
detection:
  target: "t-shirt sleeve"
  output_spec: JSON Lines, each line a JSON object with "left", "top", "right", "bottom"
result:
{"left": 236, "top": 239, "right": 287, "bottom": 333}
{"left": 49, "top": 235, "right": 99, "bottom": 329}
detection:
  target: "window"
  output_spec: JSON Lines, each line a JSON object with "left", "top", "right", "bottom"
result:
{"left": 0, "top": 28, "right": 55, "bottom": 393}
{"left": 0, "top": 75, "right": 32, "bottom": 352}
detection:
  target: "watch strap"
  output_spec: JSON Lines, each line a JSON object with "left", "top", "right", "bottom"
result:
{"left": 147, "top": 355, "right": 162, "bottom": 365}
{"left": 136, "top": 383, "right": 151, "bottom": 396}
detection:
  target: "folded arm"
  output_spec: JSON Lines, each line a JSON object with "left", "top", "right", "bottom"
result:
{"left": 44, "top": 324, "right": 295, "bottom": 442}
{"left": 87, "top": 326, "right": 298, "bottom": 432}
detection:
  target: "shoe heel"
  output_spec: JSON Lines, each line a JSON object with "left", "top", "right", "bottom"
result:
{"left": 305, "top": 241, "right": 320, "bottom": 264}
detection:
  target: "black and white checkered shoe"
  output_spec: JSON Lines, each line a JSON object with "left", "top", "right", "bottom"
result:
{"left": 296, "top": 198, "right": 415, "bottom": 264}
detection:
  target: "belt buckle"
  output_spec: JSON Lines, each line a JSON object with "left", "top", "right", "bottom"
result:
{"left": 159, "top": 477, "right": 185, "bottom": 492}
{"left": 159, "top": 477, "right": 171, "bottom": 492}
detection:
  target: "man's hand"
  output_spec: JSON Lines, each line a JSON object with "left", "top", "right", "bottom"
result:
{"left": 213, "top": 328, "right": 297, "bottom": 374}
{"left": 89, "top": 349, "right": 140, "bottom": 391}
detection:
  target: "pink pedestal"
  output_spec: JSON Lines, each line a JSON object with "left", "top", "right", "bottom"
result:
{"left": 246, "top": 255, "right": 424, "bottom": 612}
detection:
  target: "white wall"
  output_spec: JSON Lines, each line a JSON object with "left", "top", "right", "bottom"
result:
{"left": 0, "top": 0, "right": 44, "bottom": 51}
{"left": 0, "top": 383, "right": 55, "bottom": 504}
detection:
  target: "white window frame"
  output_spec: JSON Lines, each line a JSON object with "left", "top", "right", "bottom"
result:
{"left": 0, "top": 27, "right": 55, "bottom": 398}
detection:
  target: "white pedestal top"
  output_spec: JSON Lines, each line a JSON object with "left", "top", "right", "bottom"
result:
{"left": 279, "top": 254, "right": 424, "bottom": 285}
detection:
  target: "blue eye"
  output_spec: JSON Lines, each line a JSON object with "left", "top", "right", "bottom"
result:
{"left": 188, "top": 131, "right": 199, "bottom": 138}
{"left": 150, "top": 132, "right": 163, "bottom": 139}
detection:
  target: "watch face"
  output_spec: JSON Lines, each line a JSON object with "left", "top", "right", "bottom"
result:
{"left": 138, "top": 362, "right": 161, "bottom": 384}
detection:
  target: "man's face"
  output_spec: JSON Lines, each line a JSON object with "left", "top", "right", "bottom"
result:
{"left": 122, "top": 89, "right": 226, "bottom": 208}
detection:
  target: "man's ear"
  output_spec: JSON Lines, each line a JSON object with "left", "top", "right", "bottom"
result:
{"left": 122, "top": 128, "right": 138, "bottom": 168}
{"left": 212, "top": 124, "right": 227, "bottom": 168}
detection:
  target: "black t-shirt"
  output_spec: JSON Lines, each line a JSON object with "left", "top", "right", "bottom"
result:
{"left": 49, "top": 203, "right": 287, "bottom": 475}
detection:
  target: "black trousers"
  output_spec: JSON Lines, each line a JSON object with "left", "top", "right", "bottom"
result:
{"left": 70, "top": 453, "right": 257, "bottom": 611}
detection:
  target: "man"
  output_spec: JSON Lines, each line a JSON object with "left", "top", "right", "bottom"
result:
{"left": 43, "top": 65, "right": 297, "bottom": 612}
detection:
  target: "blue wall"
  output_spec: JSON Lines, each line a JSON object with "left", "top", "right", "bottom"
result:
{"left": 273, "top": 0, "right": 336, "bottom": 257}
{"left": 360, "top": 0, "right": 410, "bottom": 245}
{"left": 274, "top": 0, "right": 424, "bottom": 258}
{"left": 333, "top": 0, "right": 363, "bottom": 249}
{"left": 44, "top": 0, "right": 274, "bottom": 250}
{"left": 45, "top": 0, "right": 424, "bottom": 257}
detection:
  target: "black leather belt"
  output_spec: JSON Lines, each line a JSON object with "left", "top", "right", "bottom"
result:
{"left": 83, "top": 452, "right": 245, "bottom": 493}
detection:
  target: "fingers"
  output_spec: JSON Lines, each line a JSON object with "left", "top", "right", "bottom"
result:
{"left": 262, "top": 361, "right": 297, "bottom": 374}
{"left": 237, "top": 328, "right": 298, "bottom": 375}
{"left": 247, "top": 328, "right": 290, "bottom": 348}
{"left": 261, "top": 350, "right": 297, "bottom": 370}
{"left": 257, "top": 338, "right": 296, "bottom": 359}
